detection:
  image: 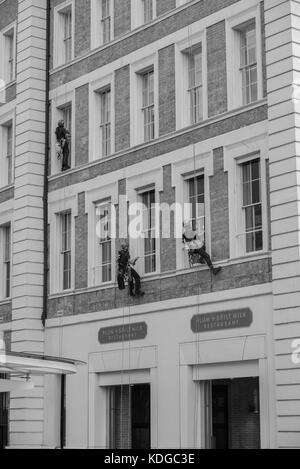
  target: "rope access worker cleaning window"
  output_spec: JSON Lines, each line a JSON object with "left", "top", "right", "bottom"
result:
{"left": 182, "top": 220, "right": 222, "bottom": 275}
{"left": 55, "top": 120, "right": 71, "bottom": 172}
{"left": 117, "top": 241, "right": 145, "bottom": 297}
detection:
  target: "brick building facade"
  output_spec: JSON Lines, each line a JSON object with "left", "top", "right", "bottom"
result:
{"left": 0, "top": 0, "right": 299, "bottom": 449}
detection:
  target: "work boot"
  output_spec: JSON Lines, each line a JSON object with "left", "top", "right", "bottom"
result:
{"left": 212, "top": 267, "right": 222, "bottom": 276}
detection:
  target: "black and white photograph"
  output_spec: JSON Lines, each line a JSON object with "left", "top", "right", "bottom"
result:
{"left": 0, "top": 0, "right": 299, "bottom": 453}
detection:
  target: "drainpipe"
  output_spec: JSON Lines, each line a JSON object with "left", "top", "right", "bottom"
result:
{"left": 42, "top": 0, "right": 51, "bottom": 327}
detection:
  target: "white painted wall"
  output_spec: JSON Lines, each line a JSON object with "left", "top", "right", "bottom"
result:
{"left": 45, "top": 284, "right": 275, "bottom": 448}
{"left": 265, "top": 0, "right": 300, "bottom": 449}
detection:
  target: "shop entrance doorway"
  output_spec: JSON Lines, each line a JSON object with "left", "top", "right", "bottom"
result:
{"left": 109, "top": 383, "right": 150, "bottom": 449}
{"left": 205, "top": 377, "right": 260, "bottom": 449}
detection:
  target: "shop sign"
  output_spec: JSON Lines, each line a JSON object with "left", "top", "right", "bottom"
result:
{"left": 191, "top": 308, "right": 253, "bottom": 333}
{"left": 99, "top": 322, "right": 147, "bottom": 344}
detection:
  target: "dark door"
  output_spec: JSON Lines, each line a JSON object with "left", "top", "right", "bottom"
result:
{"left": 0, "top": 388, "right": 9, "bottom": 450}
{"left": 212, "top": 384, "right": 228, "bottom": 449}
{"left": 131, "top": 384, "right": 150, "bottom": 449}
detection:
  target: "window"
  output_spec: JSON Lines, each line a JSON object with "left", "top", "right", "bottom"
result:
{"left": 141, "top": 190, "right": 156, "bottom": 274}
{"left": 109, "top": 384, "right": 150, "bottom": 449}
{"left": 187, "top": 175, "right": 205, "bottom": 242}
{"left": 143, "top": 0, "right": 153, "bottom": 23}
{"left": 141, "top": 70, "right": 155, "bottom": 143}
{"left": 63, "top": 9, "right": 72, "bottom": 63}
{"left": 241, "top": 158, "right": 262, "bottom": 253}
{"left": 58, "top": 103, "right": 72, "bottom": 169}
{"left": 60, "top": 212, "right": 72, "bottom": 290}
{"left": 100, "top": 0, "right": 111, "bottom": 44}
{"left": 1, "top": 121, "right": 13, "bottom": 187}
{"left": 1, "top": 26, "right": 15, "bottom": 83}
{"left": 54, "top": 3, "right": 74, "bottom": 67}
{"left": 0, "top": 224, "right": 11, "bottom": 300}
{"left": 99, "top": 88, "right": 111, "bottom": 157}
{"left": 239, "top": 21, "right": 257, "bottom": 105}
{"left": 227, "top": 9, "right": 262, "bottom": 110}
{"left": 95, "top": 201, "right": 112, "bottom": 284}
{"left": 188, "top": 47, "right": 203, "bottom": 124}
{"left": 131, "top": 0, "right": 156, "bottom": 28}
{"left": 0, "top": 386, "right": 9, "bottom": 449}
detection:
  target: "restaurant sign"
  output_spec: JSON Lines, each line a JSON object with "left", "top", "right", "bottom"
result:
{"left": 99, "top": 322, "right": 147, "bottom": 344}
{"left": 191, "top": 308, "right": 253, "bottom": 333}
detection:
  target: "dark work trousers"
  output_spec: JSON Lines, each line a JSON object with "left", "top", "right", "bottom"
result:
{"left": 129, "top": 267, "right": 141, "bottom": 296}
{"left": 192, "top": 246, "right": 213, "bottom": 269}
{"left": 62, "top": 142, "right": 70, "bottom": 171}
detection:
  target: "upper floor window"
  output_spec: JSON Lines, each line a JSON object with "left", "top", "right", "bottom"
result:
{"left": 63, "top": 9, "right": 72, "bottom": 62}
{"left": 132, "top": 0, "right": 156, "bottom": 29}
{"left": 0, "top": 224, "right": 11, "bottom": 300}
{"left": 188, "top": 47, "right": 203, "bottom": 124}
{"left": 143, "top": 0, "right": 154, "bottom": 23}
{"left": 60, "top": 211, "right": 72, "bottom": 291}
{"left": 142, "top": 69, "right": 155, "bottom": 142}
{"left": 239, "top": 21, "right": 257, "bottom": 105}
{"left": 54, "top": 3, "right": 74, "bottom": 67}
{"left": 141, "top": 189, "right": 156, "bottom": 274}
{"left": 100, "top": 0, "right": 111, "bottom": 44}
{"left": 187, "top": 174, "right": 205, "bottom": 242}
{"left": 0, "top": 24, "right": 16, "bottom": 84}
{"left": 56, "top": 103, "right": 72, "bottom": 172}
{"left": 99, "top": 87, "right": 111, "bottom": 157}
{"left": 241, "top": 158, "right": 262, "bottom": 253}
{"left": 0, "top": 121, "right": 13, "bottom": 188}
{"left": 227, "top": 9, "right": 262, "bottom": 110}
{"left": 95, "top": 201, "right": 112, "bottom": 284}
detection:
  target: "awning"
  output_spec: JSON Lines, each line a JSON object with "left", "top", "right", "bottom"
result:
{"left": 0, "top": 351, "right": 85, "bottom": 393}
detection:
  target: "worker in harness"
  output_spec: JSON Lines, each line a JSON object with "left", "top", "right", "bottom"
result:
{"left": 117, "top": 242, "right": 145, "bottom": 297}
{"left": 182, "top": 221, "right": 222, "bottom": 275}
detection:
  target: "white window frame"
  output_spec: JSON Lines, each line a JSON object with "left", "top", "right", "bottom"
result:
{"left": 86, "top": 182, "right": 118, "bottom": 288}
{"left": 89, "top": 74, "right": 115, "bottom": 161}
{"left": 172, "top": 148, "right": 212, "bottom": 271}
{"left": 91, "top": 0, "right": 114, "bottom": 49}
{"left": 139, "top": 187, "right": 157, "bottom": 275}
{"left": 59, "top": 211, "right": 72, "bottom": 291}
{"left": 226, "top": 4, "right": 263, "bottom": 111}
{"left": 0, "top": 108, "right": 14, "bottom": 189}
{"left": 48, "top": 196, "right": 77, "bottom": 295}
{"left": 0, "top": 222, "right": 12, "bottom": 301}
{"left": 0, "top": 22, "right": 16, "bottom": 85}
{"left": 94, "top": 199, "right": 114, "bottom": 285}
{"left": 130, "top": 54, "right": 159, "bottom": 146}
{"left": 127, "top": 168, "right": 162, "bottom": 277}
{"left": 131, "top": 0, "right": 157, "bottom": 30}
{"left": 224, "top": 133, "right": 268, "bottom": 259}
{"left": 50, "top": 90, "right": 75, "bottom": 175}
{"left": 175, "top": 31, "right": 207, "bottom": 130}
{"left": 53, "top": 1, "right": 75, "bottom": 68}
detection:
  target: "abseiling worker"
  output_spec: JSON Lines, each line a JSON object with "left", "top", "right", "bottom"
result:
{"left": 182, "top": 221, "right": 221, "bottom": 276}
{"left": 117, "top": 241, "right": 145, "bottom": 297}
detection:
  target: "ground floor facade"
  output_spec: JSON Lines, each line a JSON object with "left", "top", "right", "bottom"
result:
{"left": 41, "top": 282, "right": 276, "bottom": 449}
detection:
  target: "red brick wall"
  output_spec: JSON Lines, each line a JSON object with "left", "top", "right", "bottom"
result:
{"left": 75, "top": 84, "right": 89, "bottom": 167}
{"left": 158, "top": 44, "right": 176, "bottom": 136}
{"left": 0, "top": 0, "right": 18, "bottom": 30}
{"left": 207, "top": 20, "right": 228, "bottom": 118}
{"left": 160, "top": 165, "right": 176, "bottom": 273}
{"left": 210, "top": 147, "right": 230, "bottom": 261}
{"left": 75, "top": 192, "right": 88, "bottom": 289}
{"left": 156, "top": 0, "right": 176, "bottom": 17}
{"left": 114, "top": 65, "right": 131, "bottom": 152}
{"left": 114, "top": 0, "right": 131, "bottom": 39}
{"left": 75, "top": 0, "right": 91, "bottom": 58}
{"left": 50, "top": 0, "right": 241, "bottom": 87}
{"left": 49, "top": 105, "right": 267, "bottom": 192}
